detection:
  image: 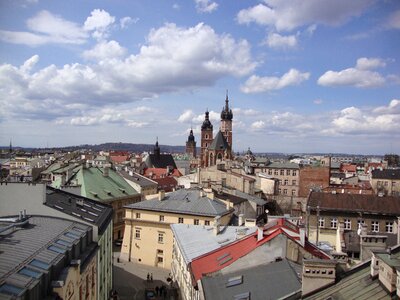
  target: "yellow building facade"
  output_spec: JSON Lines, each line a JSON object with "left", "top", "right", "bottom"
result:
{"left": 120, "top": 189, "right": 234, "bottom": 269}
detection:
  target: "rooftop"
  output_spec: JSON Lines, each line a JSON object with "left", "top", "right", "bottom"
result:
{"left": 209, "top": 131, "right": 229, "bottom": 151}
{"left": 308, "top": 191, "right": 400, "bottom": 216}
{"left": 171, "top": 224, "right": 257, "bottom": 265}
{"left": 267, "top": 162, "right": 300, "bottom": 169}
{"left": 119, "top": 170, "right": 157, "bottom": 187}
{"left": 75, "top": 166, "right": 139, "bottom": 201}
{"left": 45, "top": 186, "right": 113, "bottom": 234}
{"left": 0, "top": 216, "right": 91, "bottom": 295}
{"left": 201, "top": 259, "right": 301, "bottom": 300}
{"left": 125, "top": 188, "right": 234, "bottom": 217}
{"left": 372, "top": 169, "right": 400, "bottom": 180}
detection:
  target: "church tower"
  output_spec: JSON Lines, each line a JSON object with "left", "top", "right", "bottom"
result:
{"left": 220, "top": 91, "right": 233, "bottom": 148}
{"left": 185, "top": 128, "right": 197, "bottom": 158}
{"left": 201, "top": 110, "right": 213, "bottom": 167}
{"left": 153, "top": 138, "right": 161, "bottom": 160}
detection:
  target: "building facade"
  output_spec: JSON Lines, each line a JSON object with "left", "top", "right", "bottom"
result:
{"left": 120, "top": 189, "right": 234, "bottom": 269}
{"left": 185, "top": 129, "right": 197, "bottom": 158}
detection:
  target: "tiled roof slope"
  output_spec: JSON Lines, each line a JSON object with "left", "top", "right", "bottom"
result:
{"left": 125, "top": 189, "right": 233, "bottom": 217}
{"left": 372, "top": 169, "right": 400, "bottom": 180}
{"left": 75, "top": 166, "right": 139, "bottom": 201}
{"left": 308, "top": 191, "right": 400, "bottom": 215}
{"left": 146, "top": 154, "right": 177, "bottom": 169}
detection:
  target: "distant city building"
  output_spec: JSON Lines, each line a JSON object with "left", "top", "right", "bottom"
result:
{"left": 185, "top": 128, "right": 196, "bottom": 158}
{"left": 370, "top": 169, "right": 400, "bottom": 196}
{"left": 200, "top": 93, "right": 233, "bottom": 167}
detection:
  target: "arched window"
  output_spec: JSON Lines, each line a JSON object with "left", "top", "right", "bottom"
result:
{"left": 210, "top": 153, "right": 214, "bottom": 165}
{"left": 217, "top": 153, "right": 223, "bottom": 160}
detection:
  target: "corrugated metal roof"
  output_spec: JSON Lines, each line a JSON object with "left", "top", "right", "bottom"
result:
{"left": 201, "top": 259, "right": 301, "bottom": 300}
{"left": 125, "top": 189, "right": 233, "bottom": 217}
{"left": 171, "top": 224, "right": 257, "bottom": 265}
{"left": 267, "top": 162, "right": 300, "bottom": 169}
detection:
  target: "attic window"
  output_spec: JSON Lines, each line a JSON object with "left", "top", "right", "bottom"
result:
{"left": 226, "top": 275, "right": 243, "bottom": 287}
{"left": 89, "top": 191, "right": 98, "bottom": 197}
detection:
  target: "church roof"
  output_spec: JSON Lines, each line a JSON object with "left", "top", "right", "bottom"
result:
{"left": 209, "top": 131, "right": 229, "bottom": 151}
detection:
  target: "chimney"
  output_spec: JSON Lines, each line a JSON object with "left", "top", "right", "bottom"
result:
{"left": 206, "top": 191, "right": 214, "bottom": 200}
{"left": 238, "top": 214, "right": 244, "bottom": 226}
{"left": 103, "top": 166, "right": 109, "bottom": 177}
{"left": 213, "top": 216, "right": 221, "bottom": 235}
{"left": 302, "top": 260, "right": 336, "bottom": 297}
{"left": 257, "top": 226, "right": 264, "bottom": 242}
{"left": 336, "top": 221, "right": 345, "bottom": 253}
{"left": 158, "top": 190, "right": 165, "bottom": 201}
{"left": 299, "top": 225, "right": 305, "bottom": 247}
{"left": 23, "top": 209, "right": 26, "bottom": 219}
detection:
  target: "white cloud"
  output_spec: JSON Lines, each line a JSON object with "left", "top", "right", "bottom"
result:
{"left": 0, "top": 23, "right": 256, "bottom": 122}
{"left": 318, "top": 57, "right": 387, "bottom": 88}
{"left": 355, "top": 57, "right": 386, "bottom": 70}
{"left": 195, "top": 0, "right": 218, "bottom": 13}
{"left": 373, "top": 99, "right": 400, "bottom": 114}
{"left": 237, "top": 0, "right": 375, "bottom": 31}
{"left": 82, "top": 40, "right": 127, "bottom": 61}
{"left": 241, "top": 68, "right": 310, "bottom": 93}
{"left": 265, "top": 32, "right": 297, "bottom": 49}
{"left": 193, "top": 110, "right": 219, "bottom": 123}
{"left": 120, "top": 16, "right": 138, "bottom": 29}
{"left": 251, "top": 120, "right": 266, "bottom": 130}
{"left": 173, "top": 3, "right": 180, "bottom": 10}
{"left": 331, "top": 105, "right": 400, "bottom": 134}
{"left": 313, "top": 99, "right": 323, "bottom": 105}
{"left": 84, "top": 9, "right": 115, "bottom": 40}
{"left": 0, "top": 10, "right": 87, "bottom": 46}
{"left": 386, "top": 10, "right": 400, "bottom": 29}
{"left": 178, "top": 110, "right": 195, "bottom": 122}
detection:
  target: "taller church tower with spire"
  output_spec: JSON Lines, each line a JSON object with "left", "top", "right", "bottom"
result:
{"left": 220, "top": 91, "right": 233, "bottom": 149}
{"left": 200, "top": 110, "right": 213, "bottom": 167}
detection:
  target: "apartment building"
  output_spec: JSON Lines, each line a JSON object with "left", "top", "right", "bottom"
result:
{"left": 370, "top": 169, "right": 400, "bottom": 196}
{"left": 120, "top": 188, "right": 234, "bottom": 269}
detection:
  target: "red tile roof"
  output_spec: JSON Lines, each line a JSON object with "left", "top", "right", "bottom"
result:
{"left": 143, "top": 168, "right": 182, "bottom": 179}
{"left": 190, "top": 218, "right": 329, "bottom": 284}
{"left": 153, "top": 177, "right": 178, "bottom": 192}
{"left": 340, "top": 164, "right": 357, "bottom": 173}
{"left": 110, "top": 155, "right": 129, "bottom": 163}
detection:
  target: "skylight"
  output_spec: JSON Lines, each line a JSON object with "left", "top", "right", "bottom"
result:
{"left": 29, "top": 259, "right": 50, "bottom": 270}
{"left": 226, "top": 275, "right": 243, "bottom": 287}
{"left": 18, "top": 267, "right": 42, "bottom": 279}
{"left": 0, "top": 283, "right": 24, "bottom": 296}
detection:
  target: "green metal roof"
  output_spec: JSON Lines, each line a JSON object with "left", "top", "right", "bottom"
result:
{"left": 75, "top": 166, "right": 139, "bottom": 201}
{"left": 305, "top": 261, "right": 390, "bottom": 300}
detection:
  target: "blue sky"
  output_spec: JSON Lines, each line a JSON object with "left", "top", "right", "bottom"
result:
{"left": 0, "top": 0, "right": 399, "bottom": 154}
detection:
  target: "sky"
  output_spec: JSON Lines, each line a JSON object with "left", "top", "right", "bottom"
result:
{"left": 0, "top": 0, "right": 399, "bottom": 155}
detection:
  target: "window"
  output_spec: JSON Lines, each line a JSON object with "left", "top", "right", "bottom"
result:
{"left": 279, "top": 180, "right": 282, "bottom": 185}
{"left": 268, "top": 169, "right": 272, "bottom": 175}
{"left": 280, "top": 170, "right": 284, "bottom": 175}
{"left": 205, "top": 220, "right": 210, "bottom": 226}
{"left": 274, "top": 170, "right": 279, "bottom": 175}
{"left": 330, "top": 218, "right": 337, "bottom": 229}
{"left": 344, "top": 219, "right": 351, "bottom": 230}
{"left": 386, "top": 221, "right": 393, "bottom": 233}
{"left": 292, "top": 190, "right": 296, "bottom": 196}
{"left": 278, "top": 188, "right": 281, "bottom": 194}
{"left": 283, "top": 189, "right": 288, "bottom": 195}
{"left": 194, "top": 219, "right": 199, "bottom": 225}
{"left": 136, "top": 213, "right": 140, "bottom": 219}
{"left": 157, "top": 257, "right": 164, "bottom": 263}
{"left": 159, "top": 215, "right": 164, "bottom": 222}
{"left": 292, "top": 170, "right": 297, "bottom": 176}
{"left": 178, "top": 217, "right": 184, "bottom": 223}
{"left": 286, "top": 170, "right": 291, "bottom": 176}
{"left": 318, "top": 217, "right": 325, "bottom": 228}
{"left": 292, "top": 180, "right": 296, "bottom": 185}
{"left": 135, "top": 228, "right": 141, "bottom": 239}
{"left": 371, "top": 221, "right": 379, "bottom": 232}
{"left": 29, "top": 259, "right": 50, "bottom": 270}
{"left": 357, "top": 219, "right": 365, "bottom": 227}
{"left": 284, "top": 179, "right": 288, "bottom": 185}
{"left": 157, "top": 249, "right": 164, "bottom": 254}
{"left": 158, "top": 232, "right": 164, "bottom": 243}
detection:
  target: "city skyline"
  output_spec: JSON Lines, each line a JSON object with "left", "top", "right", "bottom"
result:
{"left": 0, "top": 0, "right": 399, "bottom": 154}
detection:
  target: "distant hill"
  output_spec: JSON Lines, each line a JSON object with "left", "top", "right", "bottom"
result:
{"left": 0, "top": 142, "right": 187, "bottom": 154}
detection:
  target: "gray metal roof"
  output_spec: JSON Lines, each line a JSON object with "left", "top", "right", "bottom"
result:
{"left": 119, "top": 170, "right": 157, "bottom": 187}
{"left": 0, "top": 216, "right": 90, "bottom": 293}
{"left": 125, "top": 189, "right": 234, "bottom": 217}
{"left": 201, "top": 259, "right": 301, "bottom": 300}
{"left": 45, "top": 186, "right": 113, "bottom": 235}
{"left": 171, "top": 224, "right": 257, "bottom": 265}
